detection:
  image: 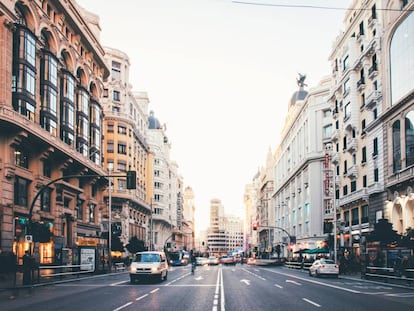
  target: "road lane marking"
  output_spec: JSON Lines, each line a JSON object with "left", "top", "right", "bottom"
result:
{"left": 303, "top": 298, "right": 321, "bottom": 307}
{"left": 263, "top": 268, "right": 361, "bottom": 293}
{"left": 286, "top": 279, "right": 302, "bottom": 286}
{"left": 150, "top": 288, "right": 159, "bottom": 294}
{"left": 274, "top": 284, "right": 283, "bottom": 289}
{"left": 242, "top": 268, "right": 266, "bottom": 280}
{"left": 220, "top": 268, "right": 225, "bottom": 311}
{"left": 240, "top": 279, "right": 250, "bottom": 285}
{"left": 113, "top": 302, "right": 133, "bottom": 311}
{"left": 136, "top": 294, "right": 148, "bottom": 301}
{"left": 111, "top": 281, "right": 127, "bottom": 286}
{"left": 212, "top": 268, "right": 221, "bottom": 311}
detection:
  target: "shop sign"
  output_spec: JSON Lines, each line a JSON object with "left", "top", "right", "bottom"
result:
{"left": 78, "top": 237, "right": 98, "bottom": 247}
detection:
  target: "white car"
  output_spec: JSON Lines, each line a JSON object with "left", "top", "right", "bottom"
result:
{"left": 308, "top": 259, "right": 339, "bottom": 278}
{"left": 208, "top": 256, "right": 219, "bottom": 265}
{"left": 129, "top": 251, "right": 168, "bottom": 283}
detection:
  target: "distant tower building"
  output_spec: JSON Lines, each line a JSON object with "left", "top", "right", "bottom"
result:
{"left": 207, "top": 199, "right": 226, "bottom": 256}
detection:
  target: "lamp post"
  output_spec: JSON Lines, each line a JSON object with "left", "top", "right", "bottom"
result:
{"left": 108, "top": 163, "right": 113, "bottom": 272}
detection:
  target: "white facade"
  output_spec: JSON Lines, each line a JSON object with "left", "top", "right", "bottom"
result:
{"left": 273, "top": 77, "right": 331, "bottom": 256}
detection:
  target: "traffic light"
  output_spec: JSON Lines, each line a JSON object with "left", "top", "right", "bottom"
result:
{"left": 252, "top": 223, "right": 258, "bottom": 230}
{"left": 126, "top": 170, "right": 136, "bottom": 189}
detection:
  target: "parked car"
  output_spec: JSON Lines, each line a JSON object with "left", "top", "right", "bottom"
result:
{"left": 308, "top": 259, "right": 339, "bottom": 278}
{"left": 208, "top": 256, "right": 220, "bottom": 265}
{"left": 129, "top": 251, "right": 168, "bottom": 283}
{"left": 196, "top": 257, "right": 209, "bottom": 266}
{"left": 247, "top": 257, "right": 256, "bottom": 265}
{"left": 219, "top": 256, "right": 236, "bottom": 265}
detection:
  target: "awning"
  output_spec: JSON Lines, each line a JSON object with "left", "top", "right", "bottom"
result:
{"left": 293, "top": 248, "right": 309, "bottom": 254}
{"left": 304, "top": 247, "right": 329, "bottom": 254}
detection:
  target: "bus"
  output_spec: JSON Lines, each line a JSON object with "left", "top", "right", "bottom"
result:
{"left": 168, "top": 250, "right": 189, "bottom": 266}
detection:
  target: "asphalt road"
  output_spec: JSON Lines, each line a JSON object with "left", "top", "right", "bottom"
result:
{"left": 1, "top": 264, "right": 413, "bottom": 311}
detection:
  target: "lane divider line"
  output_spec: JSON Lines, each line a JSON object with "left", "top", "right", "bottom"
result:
{"left": 136, "top": 294, "right": 148, "bottom": 301}
{"left": 303, "top": 298, "right": 321, "bottom": 307}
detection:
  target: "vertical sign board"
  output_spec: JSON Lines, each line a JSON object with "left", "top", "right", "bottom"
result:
{"left": 80, "top": 248, "right": 95, "bottom": 271}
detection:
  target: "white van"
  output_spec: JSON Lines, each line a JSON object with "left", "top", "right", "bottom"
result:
{"left": 129, "top": 251, "right": 168, "bottom": 283}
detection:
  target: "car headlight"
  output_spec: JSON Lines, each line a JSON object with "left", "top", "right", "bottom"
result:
{"left": 130, "top": 267, "right": 136, "bottom": 273}
{"left": 151, "top": 267, "right": 159, "bottom": 272}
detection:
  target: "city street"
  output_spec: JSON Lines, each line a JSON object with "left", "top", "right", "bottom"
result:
{"left": 1, "top": 265, "right": 413, "bottom": 311}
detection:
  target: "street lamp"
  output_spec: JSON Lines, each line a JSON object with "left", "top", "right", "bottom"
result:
{"left": 108, "top": 163, "right": 113, "bottom": 271}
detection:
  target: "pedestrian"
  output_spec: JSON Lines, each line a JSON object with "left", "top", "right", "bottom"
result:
{"left": 22, "top": 250, "right": 32, "bottom": 286}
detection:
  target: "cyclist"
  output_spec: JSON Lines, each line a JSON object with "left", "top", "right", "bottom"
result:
{"left": 190, "top": 250, "right": 196, "bottom": 274}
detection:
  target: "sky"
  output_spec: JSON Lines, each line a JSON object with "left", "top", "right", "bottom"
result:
{"left": 77, "top": 0, "right": 352, "bottom": 232}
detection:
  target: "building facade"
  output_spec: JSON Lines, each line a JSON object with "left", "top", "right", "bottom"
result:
{"left": 0, "top": 0, "right": 110, "bottom": 268}
{"left": 273, "top": 77, "right": 332, "bottom": 257}
{"left": 101, "top": 47, "right": 152, "bottom": 253}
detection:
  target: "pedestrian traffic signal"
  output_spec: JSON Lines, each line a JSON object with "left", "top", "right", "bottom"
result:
{"left": 126, "top": 170, "right": 137, "bottom": 189}
{"left": 252, "top": 223, "right": 258, "bottom": 230}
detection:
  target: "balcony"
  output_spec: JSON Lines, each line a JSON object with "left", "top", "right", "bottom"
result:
{"left": 368, "top": 63, "right": 378, "bottom": 79}
{"left": 331, "top": 129, "right": 340, "bottom": 142}
{"left": 346, "top": 165, "right": 358, "bottom": 179}
{"left": 368, "top": 16, "right": 377, "bottom": 28}
{"left": 331, "top": 152, "right": 340, "bottom": 164}
{"left": 357, "top": 78, "right": 366, "bottom": 92}
{"left": 346, "top": 138, "right": 358, "bottom": 153}
{"left": 365, "top": 90, "right": 382, "bottom": 109}
{"left": 339, "top": 188, "right": 368, "bottom": 206}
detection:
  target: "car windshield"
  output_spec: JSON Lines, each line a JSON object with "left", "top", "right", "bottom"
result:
{"left": 321, "top": 260, "right": 335, "bottom": 264}
{"left": 134, "top": 253, "right": 160, "bottom": 263}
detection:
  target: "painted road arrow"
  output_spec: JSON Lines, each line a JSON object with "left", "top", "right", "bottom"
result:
{"left": 240, "top": 279, "right": 251, "bottom": 285}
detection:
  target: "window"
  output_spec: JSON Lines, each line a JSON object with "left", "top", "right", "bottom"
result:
{"left": 77, "top": 199, "right": 83, "bottom": 220}
{"left": 361, "top": 205, "right": 369, "bottom": 223}
{"left": 373, "top": 137, "right": 378, "bottom": 157}
{"left": 359, "top": 21, "right": 364, "bottom": 36}
{"left": 343, "top": 79, "right": 350, "bottom": 95}
{"left": 405, "top": 111, "right": 414, "bottom": 166}
{"left": 14, "top": 176, "right": 29, "bottom": 206}
{"left": 107, "top": 123, "right": 114, "bottom": 133}
{"left": 343, "top": 160, "right": 348, "bottom": 174}
{"left": 343, "top": 184, "right": 348, "bottom": 196}
{"left": 107, "top": 141, "right": 114, "bottom": 153}
{"left": 40, "top": 188, "right": 51, "bottom": 212}
{"left": 43, "top": 160, "right": 52, "bottom": 177}
{"left": 343, "top": 55, "right": 349, "bottom": 71}
{"left": 117, "top": 143, "right": 127, "bottom": 154}
{"left": 323, "top": 124, "right": 332, "bottom": 138}
{"left": 351, "top": 181, "right": 356, "bottom": 192}
{"left": 374, "top": 168, "right": 379, "bottom": 182}
{"left": 390, "top": 11, "right": 414, "bottom": 104}
{"left": 111, "top": 61, "right": 121, "bottom": 81}
{"left": 362, "top": 119, "right": 366, "bottom": 132}
{"left": 118, "top": 179, "right": 126, "bottom": 191}
{"left": 89, "top": 204, "right": 95, "bottom": 223}
{"left": 118, "top": 125, "right": 127, "bottom": 134}
{"left": 14, "top": 148, "right": 29, "bottom": 168}
{"left": 351, "top": 208, "right": 359, "bottom": 226}
{"left": 344, "top": 102, "right": 351, "bottom": 118}
{"left": 393, "top": 120, "right": 402, "bottom": 172}
{"left": 117, "top": 161, "right": 127, "bottom": 172}
{"left": 344, "top": 211, "right": 350, "bottom": 226}
{"left": 363, "top": 175, "right": 367, "bottom": 187}
{"left": 113, "top": 90, "right": 120, "bottom": 101}
{"left": 362, "top": 146, "right": 367, "bottom": 163}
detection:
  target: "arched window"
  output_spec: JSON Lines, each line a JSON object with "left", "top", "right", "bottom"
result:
{"left": 405, "top": 111, "right": 414, "bottom": 167}
{"left": 393, "top": 120, "right": 401, "bottom": 172}
{"left": 390, "top": 12, "right": 414, "bottom": 104}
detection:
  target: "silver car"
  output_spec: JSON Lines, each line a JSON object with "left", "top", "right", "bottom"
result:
{"left": 308, "top": 259, "right": 339, "bottom": 278}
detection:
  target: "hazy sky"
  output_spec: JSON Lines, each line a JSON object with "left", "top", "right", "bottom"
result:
{"left": 77, "top": 0, "right": 351, "bottom": 232}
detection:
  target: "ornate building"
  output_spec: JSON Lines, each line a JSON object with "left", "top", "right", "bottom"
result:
{"left": 0, "top": 0, "right": 109, "bottom": 268}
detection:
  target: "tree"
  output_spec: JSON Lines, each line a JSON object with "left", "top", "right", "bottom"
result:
{"left": 111, "top": 235, "right": 125, "bottom": 252}
{"left": 125, "top": 236, "right": 145, "bottom": 254}
{"left": 366, "top": 218, "right": 401, "bottom": 247}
